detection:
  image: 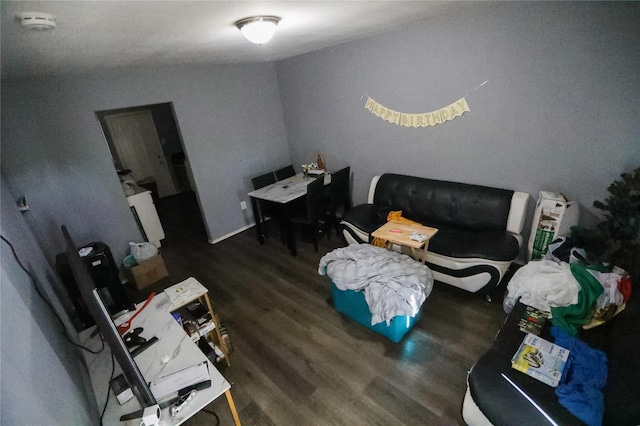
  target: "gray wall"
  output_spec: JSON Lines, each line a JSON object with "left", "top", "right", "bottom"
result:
{"left": 1, "top": 62, "right": 290, "bottom": 263}
{"left": 1, "top": 174, "right": 98, "bottom": 424}
{"left": 276, "top": 2, "right": 640, "bottom": 236}
{"left": 1, "top": 62, "right": 289, "bottom": 424}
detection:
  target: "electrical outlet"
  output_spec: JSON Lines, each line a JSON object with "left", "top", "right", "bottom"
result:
{"left": 240, "top": 201, "right": 247, "bottom": 210}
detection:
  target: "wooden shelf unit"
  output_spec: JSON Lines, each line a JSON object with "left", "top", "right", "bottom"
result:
{"left": 164, "top": 277, "right": 231, "bottom": 366}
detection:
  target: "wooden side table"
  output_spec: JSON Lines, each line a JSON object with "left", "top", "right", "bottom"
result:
{"left": 371, "top": 220, "right": 439, "bottom": 264}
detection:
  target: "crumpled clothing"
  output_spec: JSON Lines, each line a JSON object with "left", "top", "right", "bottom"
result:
{"left": 506, "top": 260, "right": 580, "bottom": 313}
{"left": 589, "top": 270, "right": 624, "bottom": 310}
{"left": 552, "top": 326, "right": 607, "bottom": 426}
{"left": 551, "top": 264, "right": 605, "bottom": 335}
{"left": 319, "top": 244, "right": 433, "bottom": 325}
{"left": 617, "top": 276, "right": 632, "bottom": 302}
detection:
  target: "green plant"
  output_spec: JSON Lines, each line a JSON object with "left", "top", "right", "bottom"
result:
{"left": 593, "top": 168, "right": 640, "bottom": 248}
{"left": 571, "top": 168, "right": 640, "bottom": 268}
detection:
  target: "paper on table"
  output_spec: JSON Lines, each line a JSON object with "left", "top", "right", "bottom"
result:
{"left": 164, "top": 277, "right": 206, "bottom": 307}
{"left": 149, "top": 361, "right": 210, "bottom": 400}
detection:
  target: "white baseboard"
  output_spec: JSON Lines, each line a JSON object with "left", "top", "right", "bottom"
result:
{"left": 208, "top": 223, "right": 255, "bottom": 244}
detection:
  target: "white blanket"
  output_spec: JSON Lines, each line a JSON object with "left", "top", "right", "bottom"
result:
{"left": 318, "top": 244, "right": 433, "bottom": 325}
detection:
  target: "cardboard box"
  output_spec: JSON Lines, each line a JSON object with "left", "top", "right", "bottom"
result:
{"left": 126, "top": 254, "right": 168, "bottom": 289}
{"left": 527, "top": 191, "right": 580, "bottom": 260}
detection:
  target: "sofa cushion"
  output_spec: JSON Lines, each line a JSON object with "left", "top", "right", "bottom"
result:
{"left": 340, "top": 204, "right": 386, "bottom": 236}
{"left": 341, "top": 205, "right": 520, "bottom": 261}
{"left": 468, "top": 302, "right": 583, "bottom": 425}
{"left": 373, "top": 174, "right": 514, "bottom": 231}
{"left": 580, "top": 290, "right": 640, "bottom": 425}
{"left": 469, "top": 296, "right": 640, "bottom": 425}
{"left": 427, "top": 224, "right": 521, "bottom": 261}
{"left": 468, "top": 348, "right": 583, "bottom": 425}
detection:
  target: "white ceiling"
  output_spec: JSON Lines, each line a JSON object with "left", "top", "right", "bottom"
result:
{"left": 1, "top": 1, "right": 481, "bottom": 79}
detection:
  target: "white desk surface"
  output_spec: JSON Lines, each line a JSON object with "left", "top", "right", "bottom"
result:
{"left": 248, "top": 172, "right": 331, "bottom": 203}
{"left": 79, "top": 290, "right": 231, "bottom": 426}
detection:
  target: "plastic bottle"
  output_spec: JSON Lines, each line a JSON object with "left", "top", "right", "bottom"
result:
{"left": 502, "top": 289, "right": 517, "bottom": 313}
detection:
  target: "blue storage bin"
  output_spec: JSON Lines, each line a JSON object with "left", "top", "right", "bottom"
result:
{"left": 331, "top": 281, "right": 422, "bottom": 343}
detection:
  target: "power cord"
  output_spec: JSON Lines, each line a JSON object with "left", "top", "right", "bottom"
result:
{"left": 0, "top": 234, "right": 104, "bottom": 354}
{"left": 100, "top": 353, "right": 115, "bottom": 426}
{"left": 2, "top": 234, "right": 216, "bottom": 424}
{"left": 201, "top": 408, "right": 220, "bottom": 425}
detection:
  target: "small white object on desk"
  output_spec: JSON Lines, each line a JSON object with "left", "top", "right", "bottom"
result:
{"left": 141, "top": 405, "right": 162, "bottom": 426}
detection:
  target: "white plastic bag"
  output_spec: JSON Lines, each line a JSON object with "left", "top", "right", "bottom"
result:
{"left": 129, "top": 242, "right": 158, "bottom": 263}
{"left": 589, "top": 270, "right": 624, "bottom": 310}
{"left": 543, "top": 237, "right": 587, "bottom": 264}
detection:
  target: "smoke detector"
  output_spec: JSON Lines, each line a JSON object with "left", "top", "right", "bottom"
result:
{"left": 16, "top": 12, "right": 57, "bottom": 30}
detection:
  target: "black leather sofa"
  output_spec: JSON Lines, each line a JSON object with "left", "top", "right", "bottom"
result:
{"left": 462, "top": 292, "right": 640, "bottom": 425}
{"left": 340, "top": 174, "right": 529, "bottom": 294}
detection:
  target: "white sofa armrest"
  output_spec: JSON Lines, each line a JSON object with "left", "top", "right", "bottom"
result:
{"left": 367, "top": 175, "right": 381, "bottom": 204}
{"left": 506, "top": 191, "right": 529, "bottom": 237}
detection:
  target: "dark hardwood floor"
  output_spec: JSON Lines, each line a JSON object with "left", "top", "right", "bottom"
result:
{"left": 131, "top": 192, "right": 508, "bottom": 425}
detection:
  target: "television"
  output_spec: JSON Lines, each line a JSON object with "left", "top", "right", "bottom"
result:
{"left": 61, "top": 226, "right": 157, "bottom": 413}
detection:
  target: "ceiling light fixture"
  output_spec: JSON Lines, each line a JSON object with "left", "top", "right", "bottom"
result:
{"left": 234, "top": 16, "right": 280, "bottom": 45}
{"left": 16, "top": 12, "right": 57, "bottom": 30}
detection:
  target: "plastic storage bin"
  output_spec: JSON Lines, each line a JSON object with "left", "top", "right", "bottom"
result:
{"left": 331, "top": 282, "right": 422, "bottom": 343}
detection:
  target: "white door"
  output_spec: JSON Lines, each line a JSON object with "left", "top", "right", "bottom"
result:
{"left": 105, "top": 110, "right": 177, "bottom": 198}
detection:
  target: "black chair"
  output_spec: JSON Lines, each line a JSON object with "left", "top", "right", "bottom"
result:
{"left": 251, "top": 171, "right": 277, "bottom": 240}
{"left": 251, "top": 172, "right": 276, "bottom": 190}
{"left": 274, "top": 165, "right": 296, "bottom": 181}
{"left": 325, "top": 166, "right": 351, "bottom": 237}
{"left": 291, "top": 176, "right": 326, "bottom": 252}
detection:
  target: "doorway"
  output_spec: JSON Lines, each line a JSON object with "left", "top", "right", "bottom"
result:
{"left": 105, "top": 109, "right": 177, "bottom": 198}
{"left": 96, "top": 103, "right": 205, "bottom": 242}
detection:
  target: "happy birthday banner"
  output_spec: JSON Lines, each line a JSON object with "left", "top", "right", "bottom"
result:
{"left": 364, "top": 97, "right": 469, "bottom": 127}
{"left": 363, "top": 80, "right": 488, "bottom": 128}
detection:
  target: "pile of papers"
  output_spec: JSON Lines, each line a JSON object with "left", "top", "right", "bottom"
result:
{"left": 150, "top": 361, "right": 210, "bottom": 400}
{"left": 164, "top": 277, "right": 207, "bottom": 308}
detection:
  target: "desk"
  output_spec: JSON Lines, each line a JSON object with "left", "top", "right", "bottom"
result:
{"left": 248, "top": 172, "right": 331, "bottom": 256}
{"left": 79, "top": 291, "right": 241, "bottom": 425}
